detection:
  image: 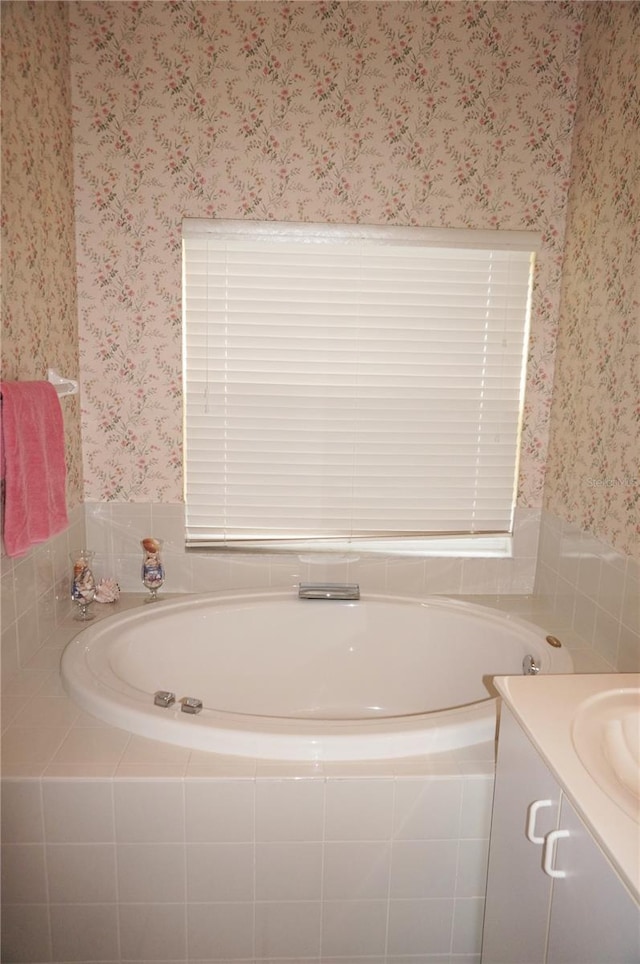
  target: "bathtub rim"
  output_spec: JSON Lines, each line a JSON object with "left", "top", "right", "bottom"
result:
{"left": 60, "top": 589, "right": 573, "bottom": 762}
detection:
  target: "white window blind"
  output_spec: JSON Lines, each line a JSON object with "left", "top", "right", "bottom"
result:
{"left": 182, "top": 219, "right": 538, "bottom": 550}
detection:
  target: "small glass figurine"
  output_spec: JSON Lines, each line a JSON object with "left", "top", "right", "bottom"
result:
{"left": 141, "top": 537, "right": 165, "bottom": 602}
{"left": 70, "top": 549, "right": 96, "bottom": 620}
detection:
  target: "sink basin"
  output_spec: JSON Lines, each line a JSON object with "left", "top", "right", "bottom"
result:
{"left": 571, "top": 687, "right": 640, "bottom": 823}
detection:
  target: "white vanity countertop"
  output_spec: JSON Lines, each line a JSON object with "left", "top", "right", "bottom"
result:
{"left": 495, "top": 673, "right": 640, "bottom": 905}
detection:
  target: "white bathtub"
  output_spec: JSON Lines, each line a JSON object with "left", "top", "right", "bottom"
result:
{"left": 61, "top": 591, "right": 573, "bottom": 761}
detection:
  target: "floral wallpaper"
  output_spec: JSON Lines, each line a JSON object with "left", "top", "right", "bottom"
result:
{"left": 69, "top": 0, "right": 583, "bottom": 509}
{"left": 1, "top": 1, "right": 83, "bottom": 510}
{"left": 545, "top": 1, "right": 640, "bottom": 560}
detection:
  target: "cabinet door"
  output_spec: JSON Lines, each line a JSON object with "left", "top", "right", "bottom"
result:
{"left": 545, "top": 796, "right": 640, "bottom": 964}
{"left": 482, "top": 707, "right": 562, "bottom": 964}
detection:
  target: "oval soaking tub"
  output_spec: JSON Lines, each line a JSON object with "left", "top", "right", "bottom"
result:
{"left": 61, "top": 591, "right": 573, "bottom": 761}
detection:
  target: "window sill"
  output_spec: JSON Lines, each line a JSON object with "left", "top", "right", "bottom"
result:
{"left": 187, "top": 535, "right": 513, "bottom": 559}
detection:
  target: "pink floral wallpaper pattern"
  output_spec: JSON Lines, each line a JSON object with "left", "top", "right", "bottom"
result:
{"left": 70, "top": 1, "right": 583, "bottom": 509}
{"left": 1, "top": 1, "right": 83, "bottom": 510}
{"left": 545, "top": 1, "right": 639, "bottom": 560}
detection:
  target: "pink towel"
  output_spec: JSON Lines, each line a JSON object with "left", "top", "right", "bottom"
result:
{"left": 0, "top": 380, "right": 68, "bottom": 557}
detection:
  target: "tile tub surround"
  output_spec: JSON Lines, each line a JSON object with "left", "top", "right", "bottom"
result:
{"left": 1, "top": 589, "right": 588, "bottom": 964}
{"left": 0, "top": 589, "right": 610, "bottom": 776}
{"left": 1, "top": 768, "right": 492, "bottom": 964}
{"left": 535, "top": 511, "right": 640, "bottom": 672}
{"left": 85, "top": 502, "right": 543, "bottom": 598}
{"left": 1, "top": 504, "right": 86, "bottom": 679}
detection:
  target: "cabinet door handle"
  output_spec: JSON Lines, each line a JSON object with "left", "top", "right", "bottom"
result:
{"left": 525, "top": 799, "right": 553, "bottom": 844}
{"left": 542, "top": 828, "right": 570, "bottom": 878}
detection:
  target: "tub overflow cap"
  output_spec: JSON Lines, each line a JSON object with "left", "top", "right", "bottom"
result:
{"left": 545, "top": 634, "right": 562, "bottom": 648}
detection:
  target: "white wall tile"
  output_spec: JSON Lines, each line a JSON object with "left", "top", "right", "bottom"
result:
{"left": 298, "top": 554, "right": 351, "bottom": 587}
{"left": 111, "top": 552, "right": 146, "bottom": 593}
{"left": 84, "top": 502, "right": 113, "bottom": 558}
{"left": 16, "top": 607, "right": 40, "bottom": 666}
{"left": 256, "top": 779, "right": 324, "bottom": 841}
{"left": 348, "top": 555, "right": 389, "bottom": 594}
{"left": 322, "top": 841, "right": 391, "bottom": 899}
{"left": 108, "top": 503, "right": 153, "bottom": 556}
{"left": 598, "top": 554, "right": 628, "bottom": 618}
{"left": 187, "top": 902, "right": 254, "bottom": 960}
{"left": 1, "top": 696, "right": 24, "bottom": 731}
{"left": 37, "top": 668, "right": 68, "bottom": 699}
{"left": 35, "top": 587, "right": 57, "bottom": 644}
{"left": 1, "top": 621, "right": 20, "bottom": 679}
{"left": 324, "top": 779, "right": 394, "bottom": 841}
{"left": 534, "top": 561, "right": 556, "bottom": 609}
{"left": 618, "top": 623, "right": 640, "bottom": 672}
{"left": 162, "top": 550, "right": 194, "bottom": 592}
{"left": 117, "top": 843, "right": 186, "bottom": 902}
{"left": 21, "top": 642, "right": 61, "bottom": 673}
{"left": 114, "top": 781, "right": 184, "bottom": 842}
{"left": 1, "top": 766, "right": 495, "bottom": 964}
{"left": 593, "top": 605, "right": 622, "bottom": 666}
{"left": 2, "top": 727, "right": 67, "bottom": 767}
{"left": 268, "top": 554, "right": 304, "bottom": 590}
{"left": 301, "top": 959, "right": 385, "bottom": 964}
{"left": 392, "top": 778, "right": 462, "bottom": 840}
{"left": 460, "top": 776, "right": 493, "bottom": 839}
{"left": 118, "top": 734, "right": 191, "bottom": 767}
{"left": 389, "top": 839, "right": 457, "bottom": 899}
{"left": 386, "top": 958, "right": 462, "bottom": 964}
{"left": 12, "top": 697, "right": 79, "bottom": 730}
{"left": 52, "top": 727, "right": 130, "bottom": 766}
{"left": 386, "top": 557, "right": 426, "bottom": 596}
{"left": 46, "top": 843, "right": 117, "bottom": 903}
{"left": 50, "top": 903, "right": 119, "bottom": 962}
{"left": 387, "top": 898, "right": 454, "bottom": 955}
{"left": 254, "top": 900, "right": 322, "bottom": 959}
{"left": 0, "top": 845, "right": 47, "bottom": 903}
{"left": 452, "top": 896, "right": 485, "bottom": 954}
{"left": 12, "top": 556, "right": 37, "bottom": 621}
{"left": 119, "top": 902, "right": 187, "bottom": 961}
{"left": 150, "top": 502, "right": 187, "bottom": 549}
{"left": 84, "top": 500, "right": 553, "bottom": 600}
{"left": 43, "top": 780, "right": 114, "bottom": 843}
{"left": 227, "top": 552, "right": 274, "bottom": 590}
{"left": 185, "top": 780, "right": 254, "bottom": 842}
{"left": 456, "top": 838, "right": 490, "bottom": 898}
{"left": 424, "top": 557, "right": 463, "bottom": 594}
{"left": 512, "top": 507, "right": 542, "bottom": 558}
{"left": 621, "top": 558, "right": 639, "bottom": 632}
{"left": 572, "top": 590, "right": 597, "bottom": 647}
{"left": 1, "top": 569, "right": 18, "bottom": 626}
{"left": 1, "top": 669, "right": 50, "bottom": 698}
{"left": 255, "top": 841, "right": 323, "bottom": 900}
{"left": 1, "top": 781, "right": 44, "bottom": 843}
{"left": 534, "top": 510, "right": 637, "bottom": 671}
{"left": 321, "top": 899, "right": 388, "bottom": 957}
{"left": 558, "top": 527, "right": 582, "bottom": 587}
{"left": 190, "top": 552, "right": 232, "bottom": 594}
{"left": 577, "top": 547, "right": 602, "bottom": 599}
{"left": 187, "top": 842, "right": 254, "bottom": 901}
{"left": 0, "top": 903, "right": 52, "bottom": 964}
{"left": 115, "top": 762, "right": 187, "bottom": 779}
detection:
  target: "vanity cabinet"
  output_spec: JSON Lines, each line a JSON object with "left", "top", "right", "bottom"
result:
{"left": 482, "top": 706, "right": 640, "bottom": 964}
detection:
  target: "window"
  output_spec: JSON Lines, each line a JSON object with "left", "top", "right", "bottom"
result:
{"left": 182, "top": 219, "right": 539, "bottom": 552}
